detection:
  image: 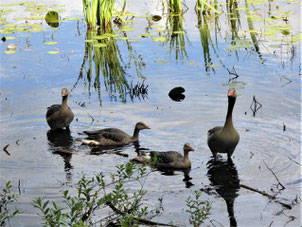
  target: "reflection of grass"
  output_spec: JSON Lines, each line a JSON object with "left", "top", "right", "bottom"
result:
{"left": 74, "top": 28, "right": 146, "bottom": 104}
{"left": 165, "top": 14, "right": 188, "bottom": 62}
{"left": 197, "top": 13, "right": 214, "bottom": 72}
{"left": 244, "top": 0, "right": 262, "bottom": 59}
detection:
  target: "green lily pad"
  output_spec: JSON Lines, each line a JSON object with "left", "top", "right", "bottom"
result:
{"left": 45, "top": 11, "right": 59, "bottom": 28}
{"left": 94, "top": 43, "right": 107, "bottom": 48}
{"left": 43, "top": 41, "right": 58, "bottom": 45}
{"left": 128, "top": 39, "right": 140, "bottom": 43}
{"left": 151, "top": 15, "right": 162, "bottom": 21}
{"left": 4, "top": 36, "right": 16, "bottom": 40}
{"left": 4, "top": 50, "right": 16, "bottom": 54}
{"left": 48, "top": 50, "right": 60, "bottom": 54}
{"left": 153, "top": 37, "right": 166, "bottom": 42}
{"left": 173, "top": 31, "right": 185, "bottom": 34}
{"left": 281, "top": 29, "right": 290, "bottom": 35}
{"left": 14, "top": 17, "right": 28, "bottom": 20}
{"left": 94, "top": 35, "right": 108, "bottom": 40}
{"left": 139, "top": 33, "right": 156, "bottom": 38}
{"left": 120, "top": 26, "right": 134, "bottom": 32}
{"left": 117, "top": 36, "right": 129, "bottom": 40}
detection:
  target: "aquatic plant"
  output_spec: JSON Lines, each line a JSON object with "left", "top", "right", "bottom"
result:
{"left": 32, "top": 162, "right": 152, "bottom": 226}
{"left": 0, "top": 181, "right": 22, "bottom": 226}
{"left": 186, "top": 190, "right": 211, "bottom": 227}
{"left": 167, "top": 0, "right": 182, "bottom": 14}
{"left": 82, "top": 0, "right": 127, "bottom": 31}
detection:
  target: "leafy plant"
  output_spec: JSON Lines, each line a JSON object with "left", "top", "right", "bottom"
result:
{"left": 186, "top": 190, "right": 211, "bottom": 226}
{"left": 32, "top": 162, "right": 151, "bottom": 226}
{"left": 0, "top": 181, "right": 22, "bottom": 227}
{"left": 82, "top": 0, "right": 128, "bottom": 31}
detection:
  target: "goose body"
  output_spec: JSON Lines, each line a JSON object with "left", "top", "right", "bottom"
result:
{"left": 79, "top": 122, "right": 150, "bottom": 147}
{"left": 134, "top": 143, "right": 194, "bottom": 169}
{"left": 207, "top": 89, "right": 239, "bottom": 160}
{"left": 46, "top": 88, "right": 74, "bottom": 130}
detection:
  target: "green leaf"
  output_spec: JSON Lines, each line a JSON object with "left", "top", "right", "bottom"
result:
{"left": 43, "top": 41, "right": 58, "bottom": 45}
{"left": 152, "top": 37, "right": 166, "bottom": 42}
{"left": 4, "top": 50, "right": 16, "bottom": 54}
{"left": 48, "top": 50, "right": 60, "bottom": 54}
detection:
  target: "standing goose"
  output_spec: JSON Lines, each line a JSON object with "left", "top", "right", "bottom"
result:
{"left": 46, "top": 88, "right": 74, "bottom": 131}
{"left": 78, "top": 122, "right": 150, "bottom": 147}
{"left": 133, "top": 143, "right": 194, "bottom": 169}
{"left": 207, "top": 88, "right": 239, "bottom": 160}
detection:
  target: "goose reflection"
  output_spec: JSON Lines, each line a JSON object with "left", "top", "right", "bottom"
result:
{"left": 207, "top": 158, "right": 240, "bottom": 227}
{"left": 47, "top": 129, "right": 74, "bottom": 183}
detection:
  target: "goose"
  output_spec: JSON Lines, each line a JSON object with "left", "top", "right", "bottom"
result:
{"left": 78, "top": 122, "right": 150, "bottom": 147}
{"left": 133, "top": 143, "right": 194, "bottom": 169}
{"left": 46, "top": 88, "right": 74, "bottom": 130}
{"left": 207, "top": 88, "right": 239, "bottom": 160}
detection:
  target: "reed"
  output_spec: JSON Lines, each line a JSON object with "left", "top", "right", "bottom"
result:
{"left": 82, "top": 0, "right": 126, "bottom": 30}
{"left": 167, "top": 0, "right": 182, "bottom": 13}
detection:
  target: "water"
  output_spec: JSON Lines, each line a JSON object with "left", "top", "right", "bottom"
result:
{"left": 0, "top": 0, "right": 301, "bottom": 226}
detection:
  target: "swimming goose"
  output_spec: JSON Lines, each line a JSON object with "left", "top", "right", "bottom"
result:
{"left": 46, "top": 88, "right": 74, "bottom": 130}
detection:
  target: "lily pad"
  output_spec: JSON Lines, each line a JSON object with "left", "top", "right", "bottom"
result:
{"left": 45, "top": 11, "right": 59, "bottom": 28}
{"left": 168, "top": 87, "right": 185, "bottom": 102}
{"left": 139, "top": 33, "right": 156, "bottom": 38}
{"left": 48, "top": 50, "right": 60, "bottom": 54}
{"left": 151, "top": 15, "right": 162, "bottom": 21}
{"left": 120, "top": 26, "right": 134, "bottom": 32}
{"left": 94, "top": 43, "right": 107, "bottom": 48}
{"left": 153, "top": 37, "right": 166, "bottom": 42}
{"left": 43, "top": 41, "right": 58, "bottom": 45}
{"left": 4, "top": 36, "right": 16, "bottom": 40}
{"left": 116, "top": 36, "right": 129, "bottom": 40}
{"left": 4, "top": 50, "right": 16, "bottom": 54}
{"left": 281, "top": 29, "right": 290, "bottom": 35}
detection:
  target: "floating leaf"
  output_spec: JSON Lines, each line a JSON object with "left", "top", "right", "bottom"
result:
{"left": 4, "top": 36, "right": 16, "bottom": 40}
{"left": 120, "top": 26, "right": 134, "bottom": 32}
{"left": 128, "top": 39, "right": 140, "bottom": 43}
{"left": 43, "top": 41, "right": 58, "bottom": 45}
{"left": 14, "top": 17, "right": 28, "bottom": 20}
{"left": 139, "top": 33, "right": 156, "bottom": 38}
{"left": 4, "top": 50, "right": 16, "bottom": 54}
{"left": 116, "top": 36, "right": 129, "bottom": 40}
{"left": 93, "top": 43, "right": 107, "bottom": 48}
{"left": 151, "top": 15, "right": 162, "bottom": 21}
{"left": 48, "top": 50, "right": 60, "bottom": 54}
{"left": 85, "top": 39, "right": 95, "bottom": 42}
{"left": 94, "top": 35, "right": 108, "bottom": 40}
{"left": 45, "top": 11, "right": 59, "bottom": 28}
{"left": 281, "top": 29, "right": 290, "bottom": 35}
{"left": 153, "top": 37, "right": 166, "bottom": 42}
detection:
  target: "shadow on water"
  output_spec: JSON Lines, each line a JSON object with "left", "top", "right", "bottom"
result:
{"left": 207, "top": 158, "right": 240, "bottom": 227}
{"left": 73, "top": 27, "right": 147, "bottom": 105}
{"left": 47, "top": 129, "right": 74, "bottom": 183}
{"left": 158, "top": 168, "right": 194, "bottom": 188}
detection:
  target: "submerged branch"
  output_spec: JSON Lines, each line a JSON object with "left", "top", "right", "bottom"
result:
{"left": 240, "top": 184, "right": 292, "bottom": 209}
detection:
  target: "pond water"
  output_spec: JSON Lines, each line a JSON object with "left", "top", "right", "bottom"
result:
{"left": 0, "top": 0, "right": 301, "bottom": 226}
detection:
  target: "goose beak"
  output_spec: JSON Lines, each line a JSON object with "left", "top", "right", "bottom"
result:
{"left": 145, "top": 125, "right": 151, "bottom": 129}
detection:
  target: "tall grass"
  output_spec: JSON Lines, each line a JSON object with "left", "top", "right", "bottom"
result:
{"left": 167, "top": 0, "right": 182, "bottom": 13}
{"left": 82, "top": 0, "right": 126, "bottom": 30}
